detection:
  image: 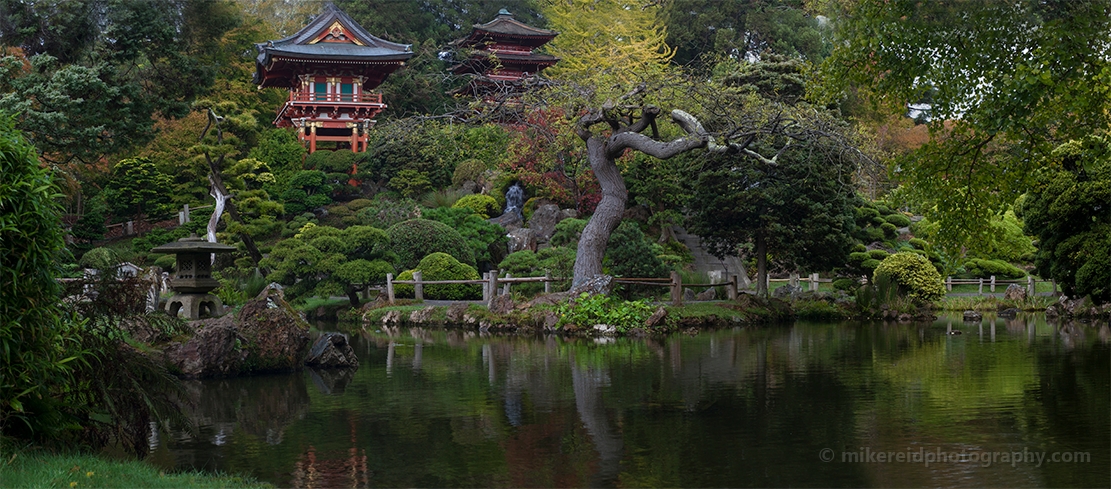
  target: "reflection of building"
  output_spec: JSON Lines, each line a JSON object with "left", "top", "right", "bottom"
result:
{"left": 449, "top": 9, "right": 558, "bottom": 98}
{"left": 254, "top": 3, "right": 413, "bottom": 153}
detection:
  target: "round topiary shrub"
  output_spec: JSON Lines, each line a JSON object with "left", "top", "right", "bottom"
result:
{"left": 852, "top": 243, "right": 868, "bottom": 253}
{"left": 873, "top": 251, "right": 946, "bottom": 302}
{"left": 386, "top": 219, "right": 475, "bottom": 270}
{"left": 452, "top": 194, "right": 501, "bottom": 219}
{"left": 885, "top": 213, "right": 911, "bottom": 228}
{"left": 833, "top": 277, "right": 859, "bottom": 291}
{"left": 394, "top": 252, "right": 481, "bottom": 300}
{"left": 908, "top": 238, "right": 928, "bottom": 250}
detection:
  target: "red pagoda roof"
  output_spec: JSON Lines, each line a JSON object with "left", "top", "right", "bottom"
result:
{"left": 451, "top": 9, "right": 558, "bottom": 49}
{"left": 254, "top": 3, "right": 413, "bottom": 89}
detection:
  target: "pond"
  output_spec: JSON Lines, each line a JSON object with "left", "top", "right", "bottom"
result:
{"left": 148, "top": 312, "right": 1110, "bottom": 488}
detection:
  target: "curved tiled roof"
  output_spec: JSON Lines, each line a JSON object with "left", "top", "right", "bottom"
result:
{"left": 254, "top": 3, "right": 413, "bottom": 88}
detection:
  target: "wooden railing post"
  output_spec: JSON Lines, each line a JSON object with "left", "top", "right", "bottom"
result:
{"left": 978, "top": 278, "right": 984, "bottom": 295}
{"left": 413, "top": 271, "right": 423, "bottom": 301}
{"left": 386, "top": 273, "right": 395, "bottom": 304}
{"left": 809, "top": 272, "right": 819, "bottom": 292}
{"left": 482, "top": 271, "right": 490, "bottom": 302}
{"left": 788, "top": 272, "right": 799, "bottom": 289}
{"left": 670, "top": 270, "right": 682, "bottom": 306}
{"left": 502, "top": 273, "right": 512, "bottom": 296}
{"left": 487, "top": 269, "right": 499, "bottom": 307}
{"left": 727, "top": 274, "right": 738, "bottom": 300}
{"left": 946, "top": 276, "right": 953, "bottom": 291}
{"left": 544, "top": 272, "right": 551, "bottom": 294}
{"left": 1027, "top": 276, "right": 1035, "bottom": 297}
{"left": 990, "top": 275, "right": 996, "bottom": 293}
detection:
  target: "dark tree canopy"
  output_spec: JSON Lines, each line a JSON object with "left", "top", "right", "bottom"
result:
{"left": 689, "top": 139, "right": 860, "bottom": 292}
{"left": 1019, "top": 135, "right": 1111, "bottom": 302}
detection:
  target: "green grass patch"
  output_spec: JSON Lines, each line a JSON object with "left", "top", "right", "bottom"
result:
{"left": 0, "top": 450, "right": 270, "bottom": 488}
{"left": 293, "top": 296, "right": 351, "bottom": 312}
{"left": 939, "top": 295, "right": 1056, "bottom": 311}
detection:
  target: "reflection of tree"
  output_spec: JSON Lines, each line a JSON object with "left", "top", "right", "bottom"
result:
{"left": 571, "top": 360, "right": 624, "bottom": 486}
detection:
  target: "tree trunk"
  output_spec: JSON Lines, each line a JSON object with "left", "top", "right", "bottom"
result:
{"left": 346, "top": 285, "right": 361, "bottom": 308}
{"left": 206, "top": 156, "right": 264, "bottom": 269}
{"left": 755, "top": 230, "right": 768, "bottom": 298}
{"left": 572, "top": 138, "right": 626, "bottom": 287}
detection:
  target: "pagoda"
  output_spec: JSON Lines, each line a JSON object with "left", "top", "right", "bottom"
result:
{"left": 449, "top": 9, "right": 559, "bottom": 97}
{"left": 254, "top": 3, "right": 413, "bottom": 153}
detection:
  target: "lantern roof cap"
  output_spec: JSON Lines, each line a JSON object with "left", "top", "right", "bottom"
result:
{"left": 150, "top": 236, "right": 237, "bottom": 254}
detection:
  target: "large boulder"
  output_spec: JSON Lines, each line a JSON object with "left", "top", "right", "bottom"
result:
{"left": 568, "top": 274, "right": 615, "bottom": 296}
{"left": 489, "top": 211, "right": 523, "bottom": 232}
{"left": 772, "top": 284, "right": 803, "bottom": 300}
{"left": 305, "top": 332, "right": 358, "bottom": 369}
{"left": 507, "top": 227, "right": 537, "bottom": 254}
{"left": 236, "top": 285, "right": 312, "bottom": 372}
{"left": 161, "top": 284, "right": 311, "bottom": 378}
{"left": 162, "top": 315, "right": 243, "bottom": 378}
{"left": 528, "top": 203, "right": 564, "bottom": 244}
{"left": 1004, "top": 283, "right": 1027, "bottom": 302}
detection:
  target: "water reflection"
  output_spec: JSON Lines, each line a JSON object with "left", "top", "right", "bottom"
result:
{"left": 152, "top": 314, "right": 1110, "bottom": 488}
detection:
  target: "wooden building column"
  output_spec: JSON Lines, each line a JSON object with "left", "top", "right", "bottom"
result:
{"left": 308, "top": 123, "right": 318, "bottom": 153}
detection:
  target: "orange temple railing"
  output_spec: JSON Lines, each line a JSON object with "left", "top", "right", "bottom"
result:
{"left": 287, "top": 91, "right": 383, "bottom": 104}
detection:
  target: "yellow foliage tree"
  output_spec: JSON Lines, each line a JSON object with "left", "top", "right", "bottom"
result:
{"left": 541, "top": 0, "right": 675, "bottom": 86}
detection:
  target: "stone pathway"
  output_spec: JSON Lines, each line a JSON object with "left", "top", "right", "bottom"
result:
{"left": 672, "top": 225, "right": 751, "bottom": 287}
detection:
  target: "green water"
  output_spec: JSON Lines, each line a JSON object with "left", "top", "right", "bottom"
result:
{"left": 149, "top": 313, "right": 1110, "bottom": 487}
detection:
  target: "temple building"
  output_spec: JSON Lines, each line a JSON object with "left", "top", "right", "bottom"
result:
{"left": 254, "top": 4, "right": 413, "bottom": 153}
{"left": 449, "top": 9, "right": 558, "bottom": 97}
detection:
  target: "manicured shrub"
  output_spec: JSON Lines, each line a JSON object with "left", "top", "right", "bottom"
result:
{"left": 908, "top": 238, "right": 928, "bottom": 250}
{"left": 389, "top": 169, "right": 432, "bottom": 198}
{"left": 848, "top": 252, "right": 871, "bottom": 265}
{"left": 327, "top": 204, "right": 353, "bottom": 218}
{"left": 452, "top": 193, "right": 500, "bottom": 218}
{"left": 423, "top": 207, "right": 509, "bottom": 267}
{"left": 880, "top": 222, "right": 898, "bottom": 239}
{"left": 861, "top": 258, "right": 882, "bottom": 274}
{"left": 962, "top": 258, "right": 1026, "bottom": 280}
{"left": 452, "top": 158, "right": 487, "bottom": 188}
{"left": 355, "top": 196, "right": 420, "bottom": 229}
{"left": 394, "top": 252, "right": 481, "bottom": 300}
{"left": 871, "top": 216, "right": 887, "bottom": 227}
{"left": 347, "top": 198, "right": 374, "bottom": 211}
{"left": 867, "top": 249, "right": 891, "bottom": 260}
{"left": 852, "top": 243, "right": 868, "bottom": 253}
{"left": 884, "top": 213, "right": 911, "bottom": 228}
{"left": 832, "top": 277, "right": 859, "bottom": 291}
{"left": 875, "top": 204, "right": 894, "bottom": 215}
{"left": 874, "top": 252, "right": 946, "bottom": 302}
{"left": 386, "top": 219, "right": 474, "bottom": 270}
{"left": 606, "top": 221, "right": 668, "bottom": 279}
{"left": 550, "top": 218, "right": 587, "bottom": 247}
{"left": 865, "top": 226, "right": 885, "bottom": 242}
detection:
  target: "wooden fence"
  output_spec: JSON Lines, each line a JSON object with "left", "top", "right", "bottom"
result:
{"left": 385, "top": 269, "right": 754, "bottom": 307}
{"left": 944, "top": 275, "right": 1057, "bottom": 296}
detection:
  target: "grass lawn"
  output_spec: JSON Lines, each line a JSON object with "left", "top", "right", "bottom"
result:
{"left": 0, "top": 451, "right": 269, "bottom": 489}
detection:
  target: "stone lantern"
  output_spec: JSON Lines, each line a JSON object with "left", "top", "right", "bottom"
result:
{"left": 151, "top": 236, "right": 236, "bottom": 319}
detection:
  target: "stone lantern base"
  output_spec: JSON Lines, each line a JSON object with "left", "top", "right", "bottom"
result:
{"left": 166, "top": 293, "right": 224, "bottom": 319}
